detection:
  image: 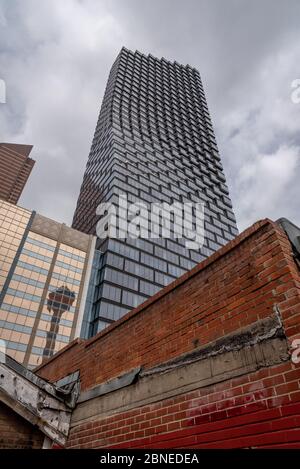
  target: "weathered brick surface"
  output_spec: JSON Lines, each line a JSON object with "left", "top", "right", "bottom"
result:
{"left": 35, "top": 219, "right": 300, "bottom": 448}
{"left": 0, "top": 402, "right": 44, "bottom": 449}
{"left": 66, "top": 364, "right": 300, "bottom": 449}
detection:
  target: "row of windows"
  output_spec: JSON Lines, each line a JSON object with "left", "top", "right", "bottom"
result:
{"left": 22, "top": 248, "right": 53, "bottom": 264}
{"left": 155, "top": 271, "right": 174, "bottom": 286}
{"left": 106, "top": 245, "right": 197, "bottom": 276}
{"left": 118, "top": 51, "right": 200, "bottom": 91}
{"left": 80, "top": 154, "right": 230, "bottom": 226}
{"left": 51, "top": 271, "right": 81, "bottom": 287}
{"left": 6, "top": 287, "right": 41, "bottom": 303}
{"left": 90, "top": 319, "right": 111, "bottom": 335}
{"left": 26, "top": 236, "right": 56, "bottom": 252}
{"left": 16, "top": 248, "right": 84, "bottom": 276}
{"left": 43, "top": 297, "right": 76, "bottom": 314}
{"left": 116, "top": 136, "right": 216, "bottom": 177}
{"left": 111, "top": 136, "right": 225, "bottom": 193}
{"left": 30, "top": 344, "right": 66, "bottom": 357}
{"left": 17, "top": 260, "right": 49, "bottom": 276}
{"left": 92, "top": 300, "right": 129, "bottom": 322}
{"left": 31, "top": 346, "right": 44, "bottom": 356}
{"left": 1, "top": 302, "right": 74, "bottom": 328}
{"left": 113, "top": 91, "right": 209, "bottom": 137}
{"left": 112, "top": 159, "right": 226, "bottom": 208}
{"left": 140, "top": 252, "right": 167, "bottom": 272}
{"left": 108, "top": 239, "right": 140, "bottom": 261}
{"left": 1, "top": 302, "right": 36, "bottom": 318}
{"left": 36, "top": 329, "right": 70, "bottom": 343}
{"left": 6, "top": 341, "right": 27, "bottom": 352}
{"left": 0, "top": 319, "right": 32, "bottom": 335}
{"left": 117, "top": 57, "right": 200, "bottom": 90}
{"left": 114, "top": 73, "right": 204, "bottom": 109}
{"left": 11, "top": 273, "right": 45, "bottom": 290}
{"left": 40, "top": 312, "right": 73, "bottom": 328}
{"left": 114, "top": 104, "right": 194, "bottom": 129}
{"left": 124, "top": 259, "right": 154, "bottom": 281}
{"left": 107, "top": 216, "right": 217, "bottom": 264}
{"left": 122, "top": 290, "right": 146, "bottom": 308}
{"left": 0, "top": 203, "right": 31, "bottom": 220}
{"left": 104, "top": 267, "right": 139, "bottom": 291}
{"left": 99, "top": 278, "right": 164, "bottom": 305}
{"left": 101, "top": 284, "right": 121, "bottom": 303}
{"left": 113, "top": 103, "right": 210, "bottom": 152}
{"left": 113, "top": 87, "right": 208, "bottom": 129}
{"left": 139, "top": 280, "right": 160, "bottom": 296}
{"left": 58, "top": 248, "right": 86, "bottom": 263}
{"left": 113, "top": 72, "right": 208, "bottom": 115}
{"left": 55, "top": 260, "right": 83, "bottom": 274}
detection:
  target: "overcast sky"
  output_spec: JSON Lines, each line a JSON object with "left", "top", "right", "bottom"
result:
{"left": 0, "top": 0, "right": 299, "bottom": 231}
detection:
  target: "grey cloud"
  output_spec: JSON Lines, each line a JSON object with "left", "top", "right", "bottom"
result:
{"left": 0, "top": 0, "right": 300, "bottom": 231}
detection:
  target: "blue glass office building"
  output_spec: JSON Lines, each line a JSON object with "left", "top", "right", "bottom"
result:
{"left": 72, "top": 48, "right": 238, "bottom": 337}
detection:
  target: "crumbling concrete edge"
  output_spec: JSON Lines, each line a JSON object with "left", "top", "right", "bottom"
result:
{"left": 71, "top": 312, "right": 290, "bottom": 426}
{"left": 141, "top": 310, "right": 287, "bottom": 377}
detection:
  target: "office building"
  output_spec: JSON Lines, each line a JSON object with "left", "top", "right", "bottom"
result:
{"left": 0, "top": 199, "right": 98, "bottom": 368}
{"left": 72, "top": 48, "right": 238, "bottom": 337}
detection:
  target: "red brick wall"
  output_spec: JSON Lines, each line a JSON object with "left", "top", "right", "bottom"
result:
{"left": 36, "top": 219, "right": 300, "bottom": 449}
{"left": 0, "top": 402, "right": 44, "bottom": 449}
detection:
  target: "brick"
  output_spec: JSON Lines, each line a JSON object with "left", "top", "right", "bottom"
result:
{"left": 0, "top": 402, "right": 44, "bottom": 449}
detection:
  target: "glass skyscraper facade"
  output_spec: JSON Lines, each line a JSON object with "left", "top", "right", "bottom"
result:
{"left": 0, "top": 199, "right": 97, "bottom": 368}
{"left": 72, "top": 47, "right": 238, "bottom": 337}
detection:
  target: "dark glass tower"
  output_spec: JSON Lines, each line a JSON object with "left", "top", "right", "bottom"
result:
{"left": 73, "top": 47, "right": 238, "bottom": 337}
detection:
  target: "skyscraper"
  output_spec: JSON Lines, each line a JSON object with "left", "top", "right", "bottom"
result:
{"left": 0, "top": 143, "right": 35, "bottom": 204}
{"left": 72, "top": 48, "right": 238, "bottom": 337}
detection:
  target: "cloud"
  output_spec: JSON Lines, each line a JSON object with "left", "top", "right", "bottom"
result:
{"left": 0, "top": 0, "right": 300, "bottom": 231}
{"left": 235, "top": 145, "right": 299, "bottom": 225}
{"left": 217, "top": 36, "right": 300, "bottom": 229}
{"left": 0, "top": 0, "right": 124, "bottom": 221}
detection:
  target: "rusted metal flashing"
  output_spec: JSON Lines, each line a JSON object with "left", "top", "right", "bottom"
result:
{"left": 54, "top": 370, "right": 80, "bottom": 389}
{"left": 78, "top": 367, "right": 141, "bottom": 404}
{"left": 54, "top": 371, "right": 81, "bottom": 408}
